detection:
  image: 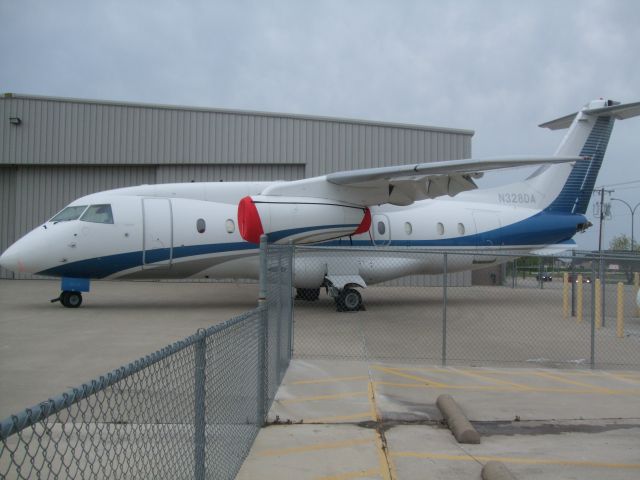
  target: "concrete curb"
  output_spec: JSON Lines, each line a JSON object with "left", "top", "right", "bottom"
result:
{"left": 436, "top": 394, "right": 480, "bottom": 444}
{"left": 482, "top": 461, "right": 517, "bottom": 480}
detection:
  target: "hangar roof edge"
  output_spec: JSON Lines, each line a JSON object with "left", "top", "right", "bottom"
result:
{"left": 2, "top": 92, "right": 474, "bottom": 137}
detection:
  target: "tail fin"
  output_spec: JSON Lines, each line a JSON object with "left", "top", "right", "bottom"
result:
{"left": 529, "top": 99, "right": 640, "bottom": 214}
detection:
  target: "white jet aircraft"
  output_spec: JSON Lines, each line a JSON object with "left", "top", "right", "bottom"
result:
{"left": 1, "top": 98, "right": 638, "bottom": 309}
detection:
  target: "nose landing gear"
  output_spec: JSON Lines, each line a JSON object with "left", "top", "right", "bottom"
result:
{"left": 52, "top": 277, "right": 90, "bottom": 308}
{"left": 51, "top": 291, "right": 83, "bottom": 308}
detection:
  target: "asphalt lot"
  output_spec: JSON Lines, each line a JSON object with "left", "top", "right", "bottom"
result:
{"left": 0, "top": 279, "right": 258, "bottom": 418}
{"left": 1, "top": 278, "right": 640, "bottom": 478}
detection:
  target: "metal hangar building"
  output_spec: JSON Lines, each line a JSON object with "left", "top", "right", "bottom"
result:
{"left": 0, "top": 93, "right": 474, "bottom": 283}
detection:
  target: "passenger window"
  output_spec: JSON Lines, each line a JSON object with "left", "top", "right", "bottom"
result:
{"left": 80, "top": 205, "right": 114, "bottom": 224}
{"left": 404, "top": 222, "right": 412, "bottom": 235}
{"left": 197, "top": 218, "right": 206, "bottom": 233}
{"left": 458, "top": 223, "right": 465, "bottom": 235}
{"left": 437, "top": 222, "right": 444, "bottom": 235}
{"left": 377, "top": 221, "right": 386, "bottom": 235}
{"left": 225, "top": 219, "right": 235, "bottom": 234}
{"left": 50, "top": 205, "right": 88, "bottom": 222}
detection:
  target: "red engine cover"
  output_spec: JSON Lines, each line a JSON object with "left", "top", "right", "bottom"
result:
{"left": 237, "top": 196, "right": 264, "bottom": 244}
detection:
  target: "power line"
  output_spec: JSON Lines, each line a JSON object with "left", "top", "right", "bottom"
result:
{"left": 596, "top": 178, "right": 640, "bottom": 188}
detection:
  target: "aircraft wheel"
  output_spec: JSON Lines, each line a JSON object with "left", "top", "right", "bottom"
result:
{"left": 296, "top": 288, "right": 320, "bottom": 301}
{"left": 336, "top": 288, "right": 362, "bottom": 312}
{"left": 61, "top": 291, "right": 82, "bottom": 308}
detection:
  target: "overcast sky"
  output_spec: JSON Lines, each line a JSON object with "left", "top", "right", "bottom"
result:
{"left": 1, "top": 0, "right": 638, "bottom": 250}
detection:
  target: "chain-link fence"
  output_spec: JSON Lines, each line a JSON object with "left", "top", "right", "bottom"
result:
{"left": 0, "top": 243, "right": 293, "bottom": 480}
{"left": 291, "top": 246, "right": 640, "bottom": 369}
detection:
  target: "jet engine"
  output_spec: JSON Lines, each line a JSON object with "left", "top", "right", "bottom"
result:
{"left": 237, "top": 196, "right": 371, "bottom": 244}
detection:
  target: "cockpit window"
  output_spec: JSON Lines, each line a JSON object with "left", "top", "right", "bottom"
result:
{"left": 80, "top": 204, "right": 114, "bottom": 224}
{"left": 50, "top": 205, "right": 88, "bottom": 222}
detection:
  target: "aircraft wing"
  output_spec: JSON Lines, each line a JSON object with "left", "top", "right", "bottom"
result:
{"left": 260, "top": 156, "right": 579, "bottom": 206}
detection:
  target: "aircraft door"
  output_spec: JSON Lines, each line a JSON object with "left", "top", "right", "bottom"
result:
{"left": 372, "top": 214, "right": 391, "bottom": 246}
{"left": 142, "top": 198, "right": 173, "bottom": 268}
{"left": 472, "top": 211, "right": 501, "bottom": 263}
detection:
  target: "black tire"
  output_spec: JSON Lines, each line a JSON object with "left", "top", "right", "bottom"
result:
{"left": 336, "top": 288, "right": 362, "bottom": 312}
{"left": 296, "top": 288, "right": 320, "bottom": 301}
{"left": 60, "top": 291, "right": 82, "bottom": 308}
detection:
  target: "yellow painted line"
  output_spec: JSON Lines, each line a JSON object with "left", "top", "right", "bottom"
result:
{"left": 305, "top": 411, "right": 373, "bottom": 423}
{"left": 372, "top": 366, "right": 450, "bottom": 387}
{"left": 280, "top": 390, "right": 368, "bottom": 404}
{"left": 449, "top": 367, "right": 533, "bottom": 390}
{"left": 291, "top": 375, "right": 370, "bottom": 385}
{"left": 374, "top": 381, "right": 640, "bottom": 395}
{"left": 315, "top": 468, "right": 381, "bottom": 480}
{"left": 391, "top": 452, "right": 640, "bottom": 469}
{"left": 368, "top": 382, "right": 378, "bottom": 422}
{"left": 605, "top": 372, "right": 640, "bottom": 385}
{"left": 258, "top": 438, "right": 374, "bottom": 457}
{"left": 530, "top": 371, "right": 614, "bottom": 393}
{"left": 368, "top": 382, "right": 395, "bottom": 480}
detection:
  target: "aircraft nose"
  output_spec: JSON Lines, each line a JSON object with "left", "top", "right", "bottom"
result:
{"left": 0, "top": 229, "right": 52, "bottom": 274}
{"left": 0, "top": 244, "right": 23, "bottom": 273}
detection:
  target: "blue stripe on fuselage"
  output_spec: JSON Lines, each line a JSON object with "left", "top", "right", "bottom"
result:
{"left": 38, "top": 242, "right": 256, "bottom": 279}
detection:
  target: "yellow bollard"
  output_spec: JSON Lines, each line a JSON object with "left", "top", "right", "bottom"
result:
{"left": 595, "top": 278, "right": 602, "bottom": 329}
{"left": 576, "top": 274, "right": 583, "bottom": 323}
{"left": 562, "top": 272, "right": 569, "bottom": 319}
{"left": 634, "top": 272, "right": 639, "bottom": 318}
{"left": 617, "top": 282, "right": 624, "bottom": 338}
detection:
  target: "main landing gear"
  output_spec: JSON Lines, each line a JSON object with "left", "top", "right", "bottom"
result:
{"left": 335, "top": 288, "right": 363, "bottom": 312}
{"left": 328, "top": 286, "right": 364, "bottom": 312}
{"left": 295, "top": 286, "right": 365, "bottom": 312}
{"left": 51, "top": 277, "right": 90, "bottom": 308}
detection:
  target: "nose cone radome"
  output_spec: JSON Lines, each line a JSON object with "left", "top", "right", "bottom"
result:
{"left": 0, "top": 243, "right": 25, "bottom": 273}
{"left": 0, "top": 228, "right": 55, "bottom": 274}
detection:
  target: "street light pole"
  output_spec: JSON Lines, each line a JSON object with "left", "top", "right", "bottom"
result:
{"left": 610, "top": 198, "right": 640, "bottom": 251}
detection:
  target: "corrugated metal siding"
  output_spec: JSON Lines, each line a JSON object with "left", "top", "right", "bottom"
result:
{"left": 383, "top": 271, "right": 471, "bottom": 287}
{"left": 1, "top": 96, "right": 472, "bottom": 173}
{"left": 0, "top": 168, "right": 17, "bottom": 279}
{"left": 155, "top": 164, "right": 304, "bottom": 183}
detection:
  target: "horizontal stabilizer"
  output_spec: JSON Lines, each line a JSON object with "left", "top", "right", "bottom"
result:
{"left": 540, "top": 100, "right": 640, "bottom": 130}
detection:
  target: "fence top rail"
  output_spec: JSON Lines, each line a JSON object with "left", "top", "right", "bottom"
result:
{"left": 0, "top": 306, "right": 264, "bottom": 440}
{"left": 292, "top": 245, "right": 640, "bottom": 262}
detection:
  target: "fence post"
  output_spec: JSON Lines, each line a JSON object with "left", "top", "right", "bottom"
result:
{"left": 600, "top": 255, "right": 606, "bottom": 327}
{"left": 194, "top": 329, "right": 207, "bottom": 480}
{"left": 538, "top": 258, "right": 543, "bottom": 289}
{"left": 590, "top": 261, "right": 596, "bottom": 369}
{"left": 288, "top": 243, "right": 295, "bottom": 361}
{"left": 257, "top": 235, "right": 268, "bottom": 426}
{"left": 617, "top": 282, "right": 625, "bottom": 338}
{"left": 634, "top": 272, "right": 639, "bottom": 318}
{"left": 595, "top": 278, "right": 602, "bottom": 328}
{"left": 562, "top": 272, "right": 569, "bottom": 318}
{"left": 442, "top": 253, "right": 448, "bottom": 367}
{"left": 259, "top": 235, "right": 268, "bottom": 306}
{"left": 576, "top": 274, "right": 583, "bottom": 323}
